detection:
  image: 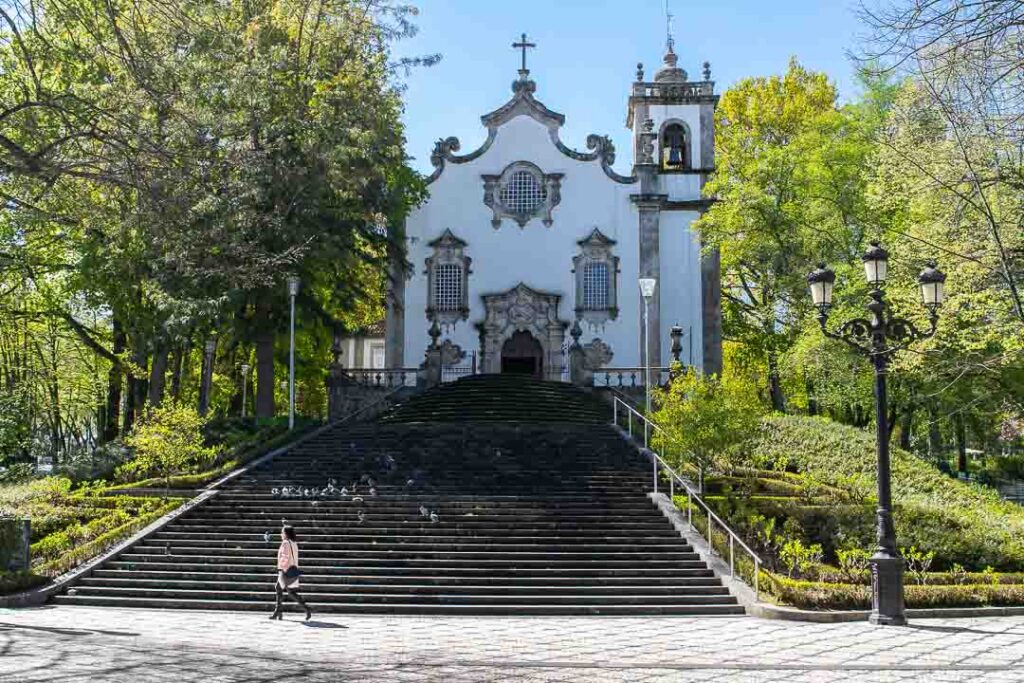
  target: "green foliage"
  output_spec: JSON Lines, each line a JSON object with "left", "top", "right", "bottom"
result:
{"left": 118, "top": 404, "right": 222, "bottom": 485}
{"left": 0, "top": 571, "right": 48, "bottom": 596}
{"left": 779, "top": 539, "right": 824, "bottom": 578}
{"left": 902, "top": 545, "right": 936, "bottom": 585}
{"left": 652, "top": 365, "right": 764, "bottom": 488}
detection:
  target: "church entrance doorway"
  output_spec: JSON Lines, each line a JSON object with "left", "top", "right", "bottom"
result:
{"left": 501, "top": 331, "right": 543, "bottom": 377}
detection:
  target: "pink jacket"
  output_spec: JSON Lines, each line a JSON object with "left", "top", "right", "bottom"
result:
{"left": 277, "top": 540, "right": 298, "bottom": 571}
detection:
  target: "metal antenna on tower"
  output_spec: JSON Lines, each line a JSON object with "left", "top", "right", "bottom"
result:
{"left": 665, "top": 0, "right": 675, "bottom": 52}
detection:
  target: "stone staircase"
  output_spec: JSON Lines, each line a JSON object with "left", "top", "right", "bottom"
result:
{"left": 53, "top": 376, "right": 742, "bottom": 615}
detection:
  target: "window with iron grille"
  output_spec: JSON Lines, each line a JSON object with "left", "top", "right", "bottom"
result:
{"left": 434, "top": 263, "right": 463, "bottom": 312}
{"left": 582, "top": 262, "right": 609, "bottom": 310}
{"left": 500, "top": 170, "right": 547, "bottom": 214}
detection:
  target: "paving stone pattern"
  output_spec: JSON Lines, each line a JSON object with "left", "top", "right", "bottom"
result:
{"left": 54, "top": 376, "right": 739, "bottom": 615}
{"left": 3, "top": 607, "right": 1024, "bottom": 682}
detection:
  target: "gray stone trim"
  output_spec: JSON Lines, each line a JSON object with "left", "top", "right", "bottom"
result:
{"left": 632, "top": 193, "right": 665, "bottom": 367}
{"left": 572, "top": 228, "right": 620, "bottom": 326}
{"left": 554, "top": 134, "right": 636, "bottom": 185}
{"left": 424, "top": 229, "right": 471, "bottom": 327}
{"left": 663, "top": 198, "right": 716, "bottom": 211}
{"left": 482, "top": 161, "right": 563, "bottom": 229}
{"left": 479, "top": 283, "right": 567, "bottom": 381}
{"left": 701, "top": 245, "right": 723, "bottom": 376}
{"left": 427, "top": 132, "right": 497, "bottom": 185}
{"left": 480, "top": 80, "right": 565, "bottom": 131}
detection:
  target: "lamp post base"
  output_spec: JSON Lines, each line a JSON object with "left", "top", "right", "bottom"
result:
{"left": 869, "top": 553, "right": 907, "bottom": 626}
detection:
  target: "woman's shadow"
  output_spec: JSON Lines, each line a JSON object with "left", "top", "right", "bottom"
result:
{"left": 302, "top": 620, "right": 348, "bottom": 629}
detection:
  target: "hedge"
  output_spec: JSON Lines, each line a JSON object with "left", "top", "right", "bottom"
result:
{"left": 0, "top": 570, "right": 48, "bottom": 595}
{"left": 763, "top": 573, "right": 1024, "bottom": 610}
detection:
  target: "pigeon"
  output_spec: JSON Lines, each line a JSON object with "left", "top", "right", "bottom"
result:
{"left": 303, "top": 488, "right": 311, "bottom": 498}
{"left": 263, "top": 531, "right": 271, "bottom": 543}
{"left": 357, "top": 510, "right": 366, "bottom": 524}
{"left": 164, "top": 545, "right": 171, "bottom": 556}
{"left": 406, "top": 479, "right": 416, "bottom": 488}
{"left": 281, "top": 488, "right": 291, "bottom": 498}
{"left": 271, "top": 488, "right": 280, "bottom": 497}
{"left": 369, "top": 487, "right": 377, "bottom": 497}
{"left": 67, "top": 588, "right": 78, "bottom": 596}
{"left": 419, "top": 505, "right": 429, "bottom": 518}
{"left": 340, "top": 487, "right": 349, "bottom": 496}
{"left": 281, "top": 518, "right": 287, "bottom": 527}
{"left": 430, "top": 512, "right": 440, "bottom": 524}
{"left": 352, "top": 496, "right": 364, "bottom": 504}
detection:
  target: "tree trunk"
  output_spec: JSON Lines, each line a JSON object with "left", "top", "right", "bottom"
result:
{"left": 898, "top": 404, "right": 914, "bottom": 451}
{"left": 197, "top": 337, "right": 217, "bottom": 417}
{"left": 148, "top": 345, "right": 170, "bottom": 408}
{"left": 255, "top": 303, "right": 276, "bottom": 419}
{"left": 123, "top": 343, "right": 148, "bottom": 434}
{"left": 170, "top": 334, "right": 191, "bottom": 401}
{"left": 767, "top": 350, "right": 786, "bottom": 413}
{"left": 954, "top": 412, "right": 968, "bottom": 474}
{"left": 102, "top": 319, "right": 126, "bottom": 442}
{"left": 928, "top": 405, "right": 943, "bottom": 462}
{"left": 806, "top": 380, "right": 818, "bottom": 416}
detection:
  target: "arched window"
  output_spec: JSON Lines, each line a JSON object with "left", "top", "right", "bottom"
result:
{"left": 483, "top": 161, "right": 564, "bottom": 229}
{"left": 582, "top": 262, "right": 610, "bottom": 310}
{"left": 500, "top": 170, "right": 547, "bottom": 214}
{"left": 661, "top": 123, "right": 690, "bottom": 170}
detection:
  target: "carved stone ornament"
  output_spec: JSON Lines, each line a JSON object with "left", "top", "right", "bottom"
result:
{"left": 438, "top": 339, "right": 466, "bottom": 367}
{"left": 582, "top": 338, "right": 614, "bottom": 369}
{"left": 479, "top": 283, "right": 567, "bottom": 380}
{"left": 482, "top": 161, "right": 564, "bottom": 229}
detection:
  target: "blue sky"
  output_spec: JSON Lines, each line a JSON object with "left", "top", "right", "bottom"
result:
{"left": 394, "top": 0, "right": 868, "bottom": 176}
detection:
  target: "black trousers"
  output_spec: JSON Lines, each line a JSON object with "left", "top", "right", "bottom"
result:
{"left": 274, "top": 580, "right": 309, "bottom": 612}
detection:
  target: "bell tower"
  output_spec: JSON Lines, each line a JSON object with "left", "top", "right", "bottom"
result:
{"left": 626, "top": 41, "right": 722, "bottom": 374}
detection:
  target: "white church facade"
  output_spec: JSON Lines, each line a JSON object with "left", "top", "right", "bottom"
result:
{"left": 383, "top": 40, "right": 723, "bottom": 384}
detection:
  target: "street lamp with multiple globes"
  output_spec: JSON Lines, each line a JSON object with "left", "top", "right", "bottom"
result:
{"left": 286, "top": 276, "right": 301, "bottom": 430}
{"left": 807, "top": 241, "right": 946, "bottom": 626}
{"left": 638, "top": 278, "right": 657, "bottom": 417}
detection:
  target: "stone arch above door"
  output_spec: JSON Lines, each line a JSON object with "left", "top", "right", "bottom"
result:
{"left": 480, "top": 283, "right": 567, "bottom": 381}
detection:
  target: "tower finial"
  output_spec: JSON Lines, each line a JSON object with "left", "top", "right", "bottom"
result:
{"left": 665, "top": 0, "right": 675, "bottom": 54}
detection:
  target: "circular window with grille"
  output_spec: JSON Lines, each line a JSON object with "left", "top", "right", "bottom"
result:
{"left": 500, "top": 169, "right": 547, "bottom": 215}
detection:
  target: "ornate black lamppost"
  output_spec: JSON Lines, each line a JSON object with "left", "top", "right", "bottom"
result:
{"left": 807, "top": 241, "right": 946, "bottom": 626}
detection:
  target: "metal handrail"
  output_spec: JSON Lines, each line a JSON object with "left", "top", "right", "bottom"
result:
{"left": 612, "top": 396, "right": 764, "bottom": 599}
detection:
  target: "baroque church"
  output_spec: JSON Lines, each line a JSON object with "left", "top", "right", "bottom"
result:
{"left": 383, "top": 36, "right": 722, "bottom": 383}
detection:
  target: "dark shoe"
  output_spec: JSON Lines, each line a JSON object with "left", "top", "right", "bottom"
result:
{"left": 269, "top": 610, "right": 282, "bottom": 620}
{"left": 305, "top": 608, "right": 312, "bottom": 621}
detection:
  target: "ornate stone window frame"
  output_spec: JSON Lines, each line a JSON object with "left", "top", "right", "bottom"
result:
{"left": 482, "top": 161, "right": 564, "bottom": 229}
{"left": 425, "top": 229, "right": 471, "bottom": 327}
{"left": 572, "top": 228, "right": 619, "bottom": 326}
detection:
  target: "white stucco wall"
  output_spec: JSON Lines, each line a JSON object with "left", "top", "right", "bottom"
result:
{"left": 401, "top": 91, "right": 707, "bottom": 373}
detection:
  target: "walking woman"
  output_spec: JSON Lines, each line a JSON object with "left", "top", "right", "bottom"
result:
{"left": 270, "top": 525, "right": 312, "bottom": 621}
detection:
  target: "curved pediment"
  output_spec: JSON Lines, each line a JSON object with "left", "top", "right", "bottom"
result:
{"left": 427, "top": 76, "right": 636, "bottom": 186}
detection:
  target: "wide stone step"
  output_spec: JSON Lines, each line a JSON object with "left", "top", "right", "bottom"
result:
{"left": 130, "top": 546, "right": 704, "bottom": 561}
{"left": 101, "top": 562, "right": 718, "bottom": 577}
{"left": 114, "top": 554, "right": 712, "bottom": 569}
{"left": 51, "top": 595, "right": 745, "bottom": 616}
{"left": 90, "top": 569, "right": 722, "bottom": 585}
{"left": 143, "top": 539, "right": 695, "bottom": 553}
{"left": 77, "top": 578, "right": 731, "bottom": 596}
{"left": 152, "top": 531, "right": 687, "bottom": 544}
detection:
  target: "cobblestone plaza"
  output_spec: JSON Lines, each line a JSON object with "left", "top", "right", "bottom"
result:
{"left": 3, "top": 606, "right": 1024, "bottom": 682}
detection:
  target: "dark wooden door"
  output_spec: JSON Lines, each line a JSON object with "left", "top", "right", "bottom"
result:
{"left": 500, "top": 331, "right": 543, "bottom": 378}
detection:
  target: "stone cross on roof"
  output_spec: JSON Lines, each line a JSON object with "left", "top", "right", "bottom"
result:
{"left": 512, "top": 33, "right": 536, "bottom": 76}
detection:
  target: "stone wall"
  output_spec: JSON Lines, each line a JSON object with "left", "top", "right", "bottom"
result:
{"left": 0, "top": 517, "right": 31, "bottom": 573}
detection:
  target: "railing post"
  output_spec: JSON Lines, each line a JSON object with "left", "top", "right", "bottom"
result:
{"left": 707, "top": 513, "right": 713, "bottom": 554}
{"left": 755, "top": 559, "right": 760, "bottom": 600}
{"left": 628, "top": 411, "right": 632, "bottom": 438}
{"left": 687, "top": 490, "right": 692, "bottom": 528}
{"left": 644, "top": 421, "right": 649, "bottom": 448}
{"left": 730, "top": 535, "right": 735, "bottom": 577}
{"left": 670, "top": 476, "right": 674, "bottom": 501}
{"left": 613, "top": 399, "right": 618, "bottom": 427}
{"left": 652, "top": 457, "right": 658, "bottom": 494}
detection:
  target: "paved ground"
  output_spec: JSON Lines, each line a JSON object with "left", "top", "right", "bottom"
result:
{"left": 2, "top": 607, "right": 1024, "bottom": 682}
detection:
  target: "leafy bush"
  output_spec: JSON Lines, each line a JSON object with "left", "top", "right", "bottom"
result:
{"left": 0, "top": 570, "right": 47, "bottom": 595}
{"left": 118, "top": 404, "right": 222, "bottom": 485}
{"left": 741, "top": 415, "right": 1024, "bottom": 571}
